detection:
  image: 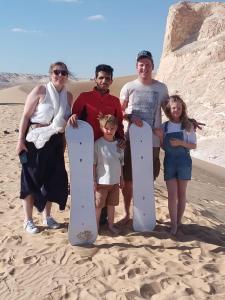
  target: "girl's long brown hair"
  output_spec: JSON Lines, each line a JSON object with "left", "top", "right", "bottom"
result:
{"left": 164, "top": 95, "right": 192, "bottom": 132}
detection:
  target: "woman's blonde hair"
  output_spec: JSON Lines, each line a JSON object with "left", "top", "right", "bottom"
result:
{"left": 165, "top": 95, "right": 192, "bottom": 131}
{"left": 49, "top": 61, "right": 70, "bottom": 76}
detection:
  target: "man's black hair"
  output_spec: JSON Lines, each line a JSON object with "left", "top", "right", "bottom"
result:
{"left": 95, "top": 64, "right": 114, "bottom": 79}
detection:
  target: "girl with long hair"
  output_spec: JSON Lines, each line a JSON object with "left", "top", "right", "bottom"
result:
{"left": 155, "top": 95, "right": 197, "bottom": 235}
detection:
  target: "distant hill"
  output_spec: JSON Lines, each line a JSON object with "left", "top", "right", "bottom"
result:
{"left": 0, "top": 72, "right": 49, "bottom": 89}
{"left": 0, "top": 72, "right": 78, "bottom": 89}
{"left": 0, "top": 74, "right": 137, "bottom": 104}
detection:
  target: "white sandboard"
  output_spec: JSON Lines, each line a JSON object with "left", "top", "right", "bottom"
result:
{"left": 65, "top": 121, "right": 98, "bottom": 245}
{"left": 129, "top": 121, "right": 156, "bottom": 232}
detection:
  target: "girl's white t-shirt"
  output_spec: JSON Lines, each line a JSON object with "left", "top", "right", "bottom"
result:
{"left": 163, "top": 121, "right": 197, "bottom": 144}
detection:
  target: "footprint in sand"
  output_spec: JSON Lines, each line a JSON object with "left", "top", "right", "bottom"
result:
{"left": 41, "top": 230, "right": 55, "bottom": 237}
{"left": 23, "top": 255, "right": 39, "bottom": 265}
{"left": 217, "top": 259, "right": 225, "bottom": 276}
{"left": 75, "top": 246, "right": 99, "bottom": 259}
{"left": 210, "top": 282, "right": 225, "bottom": 294}
{"left": 165, "top": 261, "right": 192, "bottom": 275}
{"left": 160, "top": 277, "right": 179, "bottom": 289}
{"left": 127, "top": 268, "right": 140, "bottom": 279}
{"left": 178, "top": 252, "right": 193, "bottom": 263}
{"left": 44, "top": 242, "right": 54, "bottom": 247}
{"left": 4, "top": 235, "right": 22, "bottom": 245}
{"left": 203, "top": 263, "right": 219, "bottom": 273}
{"left": 116, "top": 256, "right": 127, "bottom": 268}
{"left": 140, "top": 282, "right": 161, "bottom": 299}
{"left": 185, "top": 287, "right": 194, "bottom": 296}
{"left": 59, "top": 228, "right": 68, "bottom": 233}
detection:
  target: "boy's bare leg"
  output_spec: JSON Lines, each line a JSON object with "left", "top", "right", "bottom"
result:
{"left": 95, "top": 207, "right": 102, "bottom": 231}
{"left": 119, "top": 180, "right": 132, "bottom": 224}
{"left": 107, "top": 205, "right": 119, "bottom": 234}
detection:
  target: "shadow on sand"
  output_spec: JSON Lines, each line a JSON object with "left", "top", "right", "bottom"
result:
{"left": 72, "top": 221, "right": 225, "bottom": 253}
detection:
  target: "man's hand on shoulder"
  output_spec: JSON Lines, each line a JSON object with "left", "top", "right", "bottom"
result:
{"left": 189, "top": 118, "right": 206, "bottom": 130}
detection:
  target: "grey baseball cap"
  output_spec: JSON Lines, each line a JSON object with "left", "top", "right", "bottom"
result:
{"left": 136, "top": 50, "right": 153, "bottom": 61}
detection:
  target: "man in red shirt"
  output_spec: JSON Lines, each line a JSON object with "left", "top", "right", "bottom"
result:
{"left": 69, "top": 64, "right": 124, "bottom": 225}
{"left": 71, "top": 64, "right": 124, "bottom": 141}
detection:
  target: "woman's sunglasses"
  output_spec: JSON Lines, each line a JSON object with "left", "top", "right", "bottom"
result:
{"left": 53, "top": 70, "right": 68, "bottom": 76}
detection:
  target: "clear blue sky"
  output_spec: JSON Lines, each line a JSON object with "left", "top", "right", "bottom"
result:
{"left": 0, "top": 0, "right": 220, "bottom": 78}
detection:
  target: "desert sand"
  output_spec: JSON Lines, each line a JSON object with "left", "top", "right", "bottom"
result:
{"left": 0, "top": 76, "right": 225, "bottom": 300}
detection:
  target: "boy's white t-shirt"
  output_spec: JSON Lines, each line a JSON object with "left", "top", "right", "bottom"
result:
{"left": 120, "top": 79, "right": 169, "bottom": 147}
{"left": 163, "top": 121, "right": 197, "bottom": 144}
{"left": 94, "top": 137, "right": 124, "bottom": 185}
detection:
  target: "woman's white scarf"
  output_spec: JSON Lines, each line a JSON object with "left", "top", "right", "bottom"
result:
{"left": 26, "top": 82, "right": 67, "bottom": 149}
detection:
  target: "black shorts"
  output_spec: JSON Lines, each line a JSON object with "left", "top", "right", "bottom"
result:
{"left": 123, "top": 140, "right": 160, "bottom": 181}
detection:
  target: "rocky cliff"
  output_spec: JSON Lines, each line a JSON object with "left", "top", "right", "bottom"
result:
{"left": 156, "top": 1, "right": 225, "bottom": 167}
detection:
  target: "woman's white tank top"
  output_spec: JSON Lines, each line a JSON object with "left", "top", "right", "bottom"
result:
{"left": 30, "top": 84, "right": 71, "bottom": 124}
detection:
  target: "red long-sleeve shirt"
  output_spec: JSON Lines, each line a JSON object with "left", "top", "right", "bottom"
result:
{"left": 72, "top": 88, "right": 124, "bottom": 141}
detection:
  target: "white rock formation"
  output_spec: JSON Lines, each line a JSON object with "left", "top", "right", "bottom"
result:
{"left": 156, "top": 1, "right": 225, "bottom": 167}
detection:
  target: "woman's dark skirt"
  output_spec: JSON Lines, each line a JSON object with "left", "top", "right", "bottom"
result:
{"left": 20, "top": 133, "right": 68, "bottom": 212}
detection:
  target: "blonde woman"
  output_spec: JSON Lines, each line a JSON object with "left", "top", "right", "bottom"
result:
{"left": 16, "top": 62, "right": 73, "bottom": 233}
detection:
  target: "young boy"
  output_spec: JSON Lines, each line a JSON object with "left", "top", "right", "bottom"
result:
{"left": 94, "top": 114, "right": 124, "bottom": 234}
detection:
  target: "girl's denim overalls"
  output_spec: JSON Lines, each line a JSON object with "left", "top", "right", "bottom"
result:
{"left": 163, "top": 121, "right": 192, "bottom": 181}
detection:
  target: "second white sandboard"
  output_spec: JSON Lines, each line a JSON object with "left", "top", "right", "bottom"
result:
{"left": 65, "top": 121, "right": 98, "bottom": 245}
{"left": 129, "top": 121, "right": 156, "bottom": 232}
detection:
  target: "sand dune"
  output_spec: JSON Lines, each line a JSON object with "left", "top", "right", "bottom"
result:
{"left": 0, "top": 78, "right": 225, "bottom": 299}
{"left": 0, "top": 85, "right": 31, "bottom": 104}
{"left": 0, "top": 75, "right": 136, "bottom": 105}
